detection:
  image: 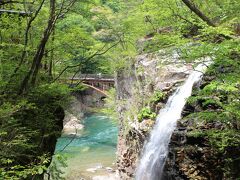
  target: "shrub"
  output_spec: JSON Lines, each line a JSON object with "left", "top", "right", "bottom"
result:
{"left": 137, "top": 107, "right": 156, "bottom": 122}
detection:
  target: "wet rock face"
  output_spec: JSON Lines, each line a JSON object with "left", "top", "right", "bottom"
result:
{"left": 116, "top": 51, "right": 240, "bottom": 180}
{"left": 117, "top": 128, "right": 146, "bottom": 180}
{"left": 164, "top": 120, "right": 225, "bottom": 180}
{"left": 165, "top": 94, "right": 240, "bottom": 180}
{"left": 115, "top": 51, "right": 194, "bottom": 179}
{"left": 162, "top": 73, "right": 240, "bottom": 180}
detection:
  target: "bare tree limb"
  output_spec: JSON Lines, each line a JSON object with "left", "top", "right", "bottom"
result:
{"left": 59, "top": 125, "right": 78, "bottom": 152}
{"left": 0, "top": 1, "right": 33, "bottom": 6}
{"left": 181, "top": 0, "right": 216, "bottom": 27}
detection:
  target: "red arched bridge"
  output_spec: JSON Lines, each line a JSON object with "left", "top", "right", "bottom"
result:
{"left": 68, "top": 74, "right": 115, "bottom": 96}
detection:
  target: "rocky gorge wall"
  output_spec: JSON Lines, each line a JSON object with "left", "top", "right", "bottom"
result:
{"left": 164, "top": 75, "right": 240, "bottom": 180}
{"left": 62, "top": 88, "right": 106, "bottom": 135}
{"left": 115, "top": 51, "right": 193, "bottom": 179}
{"left": 115, "top": 50, "right": 240, "bottom": 180}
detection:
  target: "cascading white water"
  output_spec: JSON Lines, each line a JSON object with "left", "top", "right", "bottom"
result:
{"left": 135, "top": 64, "right": 209, "bottom": 180}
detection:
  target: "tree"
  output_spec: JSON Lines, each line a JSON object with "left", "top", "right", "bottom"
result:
{"left": 19, "top": 0, "right": 76, "bottom": 94}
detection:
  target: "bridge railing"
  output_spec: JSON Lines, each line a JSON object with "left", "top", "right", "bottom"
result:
{"left": 71, "top": 74, "right": 114, "bottom": 81}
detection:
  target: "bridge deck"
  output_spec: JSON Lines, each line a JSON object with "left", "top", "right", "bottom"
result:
{"left": 66, "top": 74, "right": 115, "bottom": 93}
{"left": 70, "top": 74, "right": 114, "bottom": 82}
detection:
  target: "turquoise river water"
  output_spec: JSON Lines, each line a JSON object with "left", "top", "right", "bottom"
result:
{"left": 53, "top": 114, "right": 118, "bottom": 179}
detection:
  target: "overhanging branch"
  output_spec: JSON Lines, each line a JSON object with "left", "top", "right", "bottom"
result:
{"left": 0, "top": 1, "right": 33, "bottom": 6}
{"left": 53, "top": 40, "right": 121, "bottom": 82}
{"left": 182, "top": 0, "right": 216, "bottom": 27}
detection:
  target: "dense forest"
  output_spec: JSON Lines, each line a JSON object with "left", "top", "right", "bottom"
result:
{"left": 0, "top": 0, "right": 239, "bottom": 179}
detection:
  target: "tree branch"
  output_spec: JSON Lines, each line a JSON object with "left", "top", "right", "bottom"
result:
{"left": 182, "top": 0, "right": 216, "bottom": 27}
{"left": 14, "top": 0, "right": 45, "bottom": 74}
{"left": 0, "top": 1, "right": 33, "bottom": 6}
{"left": 3, "top": 0, "right": 45, "bottom": 94}
{"left": 0, "top": 9, "right": 32, "bottom": 16}
{"left": 53, "top": 40, "right": 121, "bottom": 82}
{"left": 59, "top": 125, "right": 78, "bottom": 152}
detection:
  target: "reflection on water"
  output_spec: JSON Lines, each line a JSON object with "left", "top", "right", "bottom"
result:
{"left": 53, "top": 114, "right": 118, "bottom": 179}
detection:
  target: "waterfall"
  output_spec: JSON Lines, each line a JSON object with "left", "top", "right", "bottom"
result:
{"left": 135, "top": 63, "right": 209, "bottom": 180}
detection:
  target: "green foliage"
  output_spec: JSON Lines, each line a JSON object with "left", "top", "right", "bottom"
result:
{"left": 203, "top": 82, "right": 238, "bottom": 94}
{"left": 187, "top": 130, "right": 205, "bottom": 138}
{"left": 29, "top": 83, "right": 70, "bottom": 104}
{"left": 207, "top": 130, "right": 240, "bottom": 153}
{"left": 184, "top": 34, "right": 240, "bottom": 178}
{"left": 100, "top": 88, "right": 118, "bottom": 123}
{"left": 187, "top": 96, "right": 223, "bottom": 110}
{"left": 1, "top": 0, "right": 240, "bottom": 178}
{"left": 0, "top": 83, "right": 71, "bottom": 179}
{"left": 47, "top": 154, "right": 68, "bottom": 180}
{"left": 137, "top": 107, "right": 156, "bottom": 122}
{"left": 187, "top": 129, "right": 240, "bottom": 153}
{"left": 186, "top": 111, "right": 235, "bottom": 126}
{"left": 0, "top": 154, "right": 50, "bottom": 179}
{"left": 150, "top": 90, "right": 166, "bottom": 103}
{"left": 143, "top": 33, "right": 189, "bottom": 53}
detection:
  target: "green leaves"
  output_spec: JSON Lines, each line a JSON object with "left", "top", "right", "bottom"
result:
{"left": 0, "top": 154, "right": 50, "bottom": 179}
{"left": 0, "top": 82, "right": 70, "bottom": 179}
{"left": 208, "top": 130, "right": 240, "bottom": 153}
{"left": 150, "top": 90, "right": 166, "bottom": 103}
{"left": 47, "top": 154, "right": 67, "bottom": 180}
{"left": 137, "top": 107, "right": 156, "bottom": 122}
{"left": 203, "top": 82, "right": 238, "bottom": 94}
{"left": 38, "top": 167, "right": 44, "bottom": 174}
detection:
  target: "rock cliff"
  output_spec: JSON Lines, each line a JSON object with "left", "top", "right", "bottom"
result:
{"left": 62, "top": 88, "right": 106, "bottom": 135}
{"left": 115, "top": 50, "right": 240, "bottom": 180}
{"left": 164, "top": 73, "right": 240, "bottom": 180}
{"left": 115, "top": 50, "right": 193, "bottom": 179}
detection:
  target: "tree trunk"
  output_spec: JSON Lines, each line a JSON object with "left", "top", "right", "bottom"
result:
{"left": 182, "top": 0, "right": 216, "bottom": 27}
{"left": 19, "top": 0, "right": 56, "bottom": 94}
{"left": 30, "top": 0, "right": 56, "bottom": 86}
{"left": 3, "top": 0, "right": 45, "bottom": 94}
{"left": 49, "top": 28, "right": 55, "bottom": 78}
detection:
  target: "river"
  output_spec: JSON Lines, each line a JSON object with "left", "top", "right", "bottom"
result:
{"left": 51, "top": 114, "right": 118, "bottom": 179}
